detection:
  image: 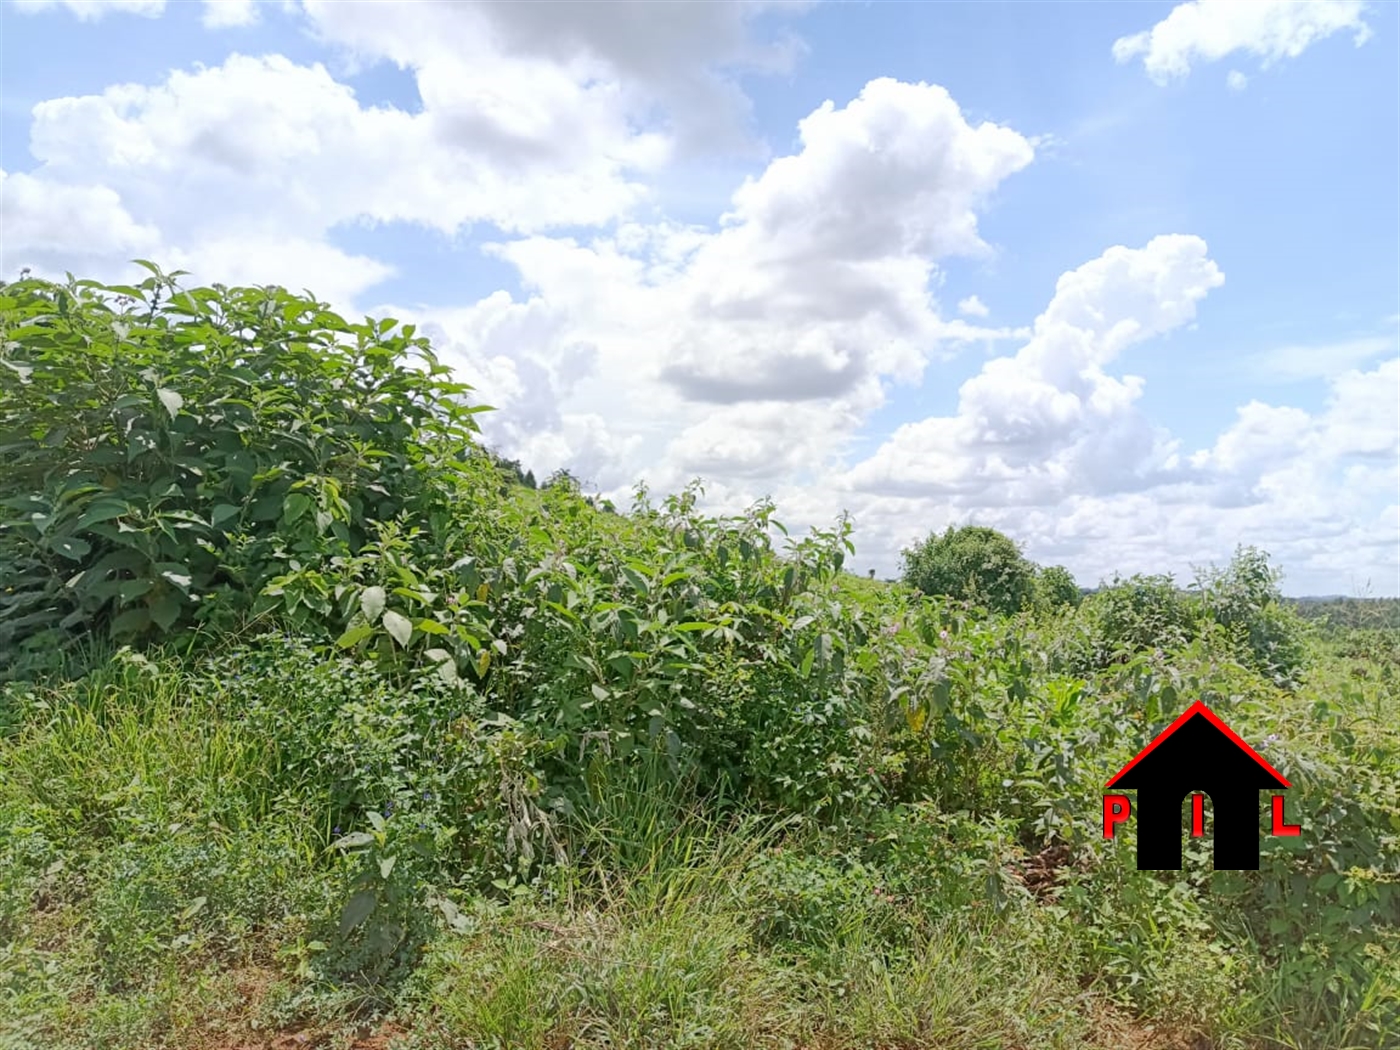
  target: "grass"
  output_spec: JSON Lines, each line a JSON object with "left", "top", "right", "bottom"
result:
{"left": 1, "top": 587, "right": 1395, "bottom": 1049}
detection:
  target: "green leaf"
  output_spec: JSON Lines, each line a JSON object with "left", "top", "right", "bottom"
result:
{"left": 332, "top": 831, "right": 375, "bottom": 850}
{"left": 336, "top": 624, "right": 375, "bottom": 649}
{"left": 76, "top": 501, "right": 130, "bottom": 530}
{"left": 378, "top": 855, "right": 397, "bottom": 880}
{"left": 150, "top": 592, "right": 182, "bottom": 632}
{"left": 50, "top": 536, "right": 91, "bottom": 561}
{"left": 179, "top": 896, "right": 208, "bottom": 922}
{"left": 210, "top": 504, "right": 241, "bottom": 526}
{"left": 119, "top": 578, "right": 154, "bottom": 603}
{"left": 382, "top": 609, "right": 412, "bottom": 647}
{"left": 338, "top": 889, "right": 378, "bottom": 937}
{"left": 110, "top": 607, "right": 151, "bottom": 637}
{"left": 282, "top": 492, "right": 312, "bottom": 525}
{"left": 360, "top": 585, "right": 386, "bottom": 624}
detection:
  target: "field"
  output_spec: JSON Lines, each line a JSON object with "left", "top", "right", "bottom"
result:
{"left": 1, "top": 271, "right": 1397, "bottom": 1050}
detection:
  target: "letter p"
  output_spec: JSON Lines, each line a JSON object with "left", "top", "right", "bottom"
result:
{"left": 1103, "top": 794, "right": 1131, "bottom": 839}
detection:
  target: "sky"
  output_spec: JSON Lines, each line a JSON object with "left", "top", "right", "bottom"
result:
{"left": 1, "top": 0, "right": 1397, "bottom": 596}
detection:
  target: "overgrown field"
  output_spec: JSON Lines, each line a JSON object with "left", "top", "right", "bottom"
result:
{"left": 1, "top": 271, "right": 1397, "bottom": 1050}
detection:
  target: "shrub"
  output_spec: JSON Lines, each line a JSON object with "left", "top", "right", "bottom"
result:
{"left": 900, "top": 525, "right": 1035, "bottom": 616}
{"left": 1081, "top": 574, "right": 1194, "bottom": 667}
{"left": 0, "top": 266, "right": 485, "bottom": 676}
{"left": 1034, "top": 565, "right": 1082, "bottom": 611}
{"left": 1192, "top": 546, "right": 1308, "bottom": 687}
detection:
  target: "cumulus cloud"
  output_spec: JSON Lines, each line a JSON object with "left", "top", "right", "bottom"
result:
{"left": 957, "top": 295, "right": 990, "bottom": 318}
{"left": 23, "top": 52, "right": 662, "bottom": 245}
{"left": 1113, "top": 0, "right": 1372, "bottom": 83}
{"left": 378, "top": 78, "right": 1035, "bottom": 495}
{"left": 842, "top": 235, "right": 1224, "bottom": 504}
{"left": 4, "top": 1, "right": 1393, "bottom": 593}
{"left": 1226, "top": 70, "right": 1249, "bottom": 91}
{"left": 5, "top": 2, "right": 821, "bottom": 289}
{"left": 202, "top": 0, "right": 259, "bottom": 28}
{"left": 0, "top": 169, "right": 162, "bottom": 280}
{"left": 297, "top": 0, "right": 809, "bottom": 159}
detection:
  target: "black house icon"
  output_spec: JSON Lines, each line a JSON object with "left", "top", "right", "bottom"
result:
{"left": 1106, "top": 701, "right": 1290, "bottom": 870}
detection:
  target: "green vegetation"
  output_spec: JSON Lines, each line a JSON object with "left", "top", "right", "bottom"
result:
{"left": 901, "top": 523, "right": 1038, "bottom": 615}
{"left": 2, "top": 271, "right": 1397, "bottom": 1050}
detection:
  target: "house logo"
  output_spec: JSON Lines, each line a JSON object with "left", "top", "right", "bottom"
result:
{"left": 1102, "top": 701, "right": 1301, "bottom": 870}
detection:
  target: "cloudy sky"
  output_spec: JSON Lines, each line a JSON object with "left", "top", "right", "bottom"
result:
{"left": 2, "top": 0, "right": 1397, "bottom": 595}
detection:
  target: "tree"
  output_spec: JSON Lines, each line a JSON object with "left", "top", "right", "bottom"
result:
{"left": 1035, "top": 565, "right": 1082, "bottom": 610}
{"left": 899, "top": 525, "right": 1036, "bottom": 616}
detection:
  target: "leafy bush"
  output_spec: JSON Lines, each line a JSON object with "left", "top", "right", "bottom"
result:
{"left": 0, "top": 266, "right": 485, "bottom": 676}
{"left": 899, "top": 525, "right": 1035, "bottom": 616}
{"left": 1193, "top": 546, "right": 1308, "bottom": 686}
{"left": 1034, "top": 565, "right": 1082, "bottom": 611}
{"left": 1079, "top": 574, "right": 1194, "bottom": 668}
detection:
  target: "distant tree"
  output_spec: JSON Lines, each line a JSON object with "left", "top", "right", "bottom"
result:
{"left": 900, "top": 524, "right": 1036, "bottom": 616}
{"left": 543, "top": 468, "right": 580, "bottom": 494}
{"left": 1035, "top": 565, "right": 1082, "bottom": 610}
{"left": 1085, "top": 574, "right": 1194, "bottom": 662}
{"left": 1192, "top": 546, "right": 1307, "bottom": 686}
{"left": 523, "top": 469, "right": 538, "bottom": 490}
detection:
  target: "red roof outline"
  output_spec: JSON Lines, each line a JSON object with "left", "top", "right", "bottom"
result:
{"left": 1105, "top": 700, "right": 1290, "bottom": 789}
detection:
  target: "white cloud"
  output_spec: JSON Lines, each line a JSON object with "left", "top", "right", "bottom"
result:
{"left": 353, "top": 78, "right": 1034, "bottom": 498}
{"left": 297, "top": 0, "right": 809, "bottom": 158}
{"left": 0, "top": 169, "right": 162, "bottom": 279}
{"left": 11, "top": 0, "right": 164, "bottom": 19}
{"left": 1226, "top": 69, "right": 1249, "bottom": 91}
{"left": 1113, "top": 0, "right": 1372, "bottom": 84}
{"left": 8, "top": 1, "right": 820, "bottom": 286}
{"left": 957, "top": 294, "right": 990, "bottom": 318}
{"left": 202, "top": 0, "right": 259, "bottom": 28}
{"left": 1248, "top": 335, "right": 1395, "bottom": 381}
{"left": 24, "top": 53, "right": 663, "bottom": 245}
{"left": 842, "top": 235, "right": 1224, "bottom": 506}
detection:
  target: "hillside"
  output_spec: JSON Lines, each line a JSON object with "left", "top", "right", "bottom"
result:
{"left": 1, "top": 274, "right": 1396, "bottom": 1050}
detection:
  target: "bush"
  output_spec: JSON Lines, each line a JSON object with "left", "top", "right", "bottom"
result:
{"left": 0, "top": 266, "right": 485, "bottom": 676}
{"left": 900, "top": 525, "right": 1035, "bottom": 616}
{"left": 1080, "top": 574, "right": 1194, "bottom": 667}
{"left": 1193, "top": 546, "right": 1308, "bottom": 687}
{"left": 1034, "top": 565, "right": 1081, "bottom": 611}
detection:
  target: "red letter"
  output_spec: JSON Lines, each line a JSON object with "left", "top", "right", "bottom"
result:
{"left": 1191, "top": 793, "right": 1206, "bottom": 837}
{"left": 1103, "top": 794, "right": 1131, "bottom": 839}
{"left": 1271, "top": 795, "right": 1301, "bottom": 836}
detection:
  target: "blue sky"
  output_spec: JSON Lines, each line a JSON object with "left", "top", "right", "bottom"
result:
{"left": 2, "top": 0, "right": 1396, "bottom": 594}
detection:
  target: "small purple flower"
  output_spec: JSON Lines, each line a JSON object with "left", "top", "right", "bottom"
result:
{"left": 333, "top": 826, "right": 342, "bottom": 835}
